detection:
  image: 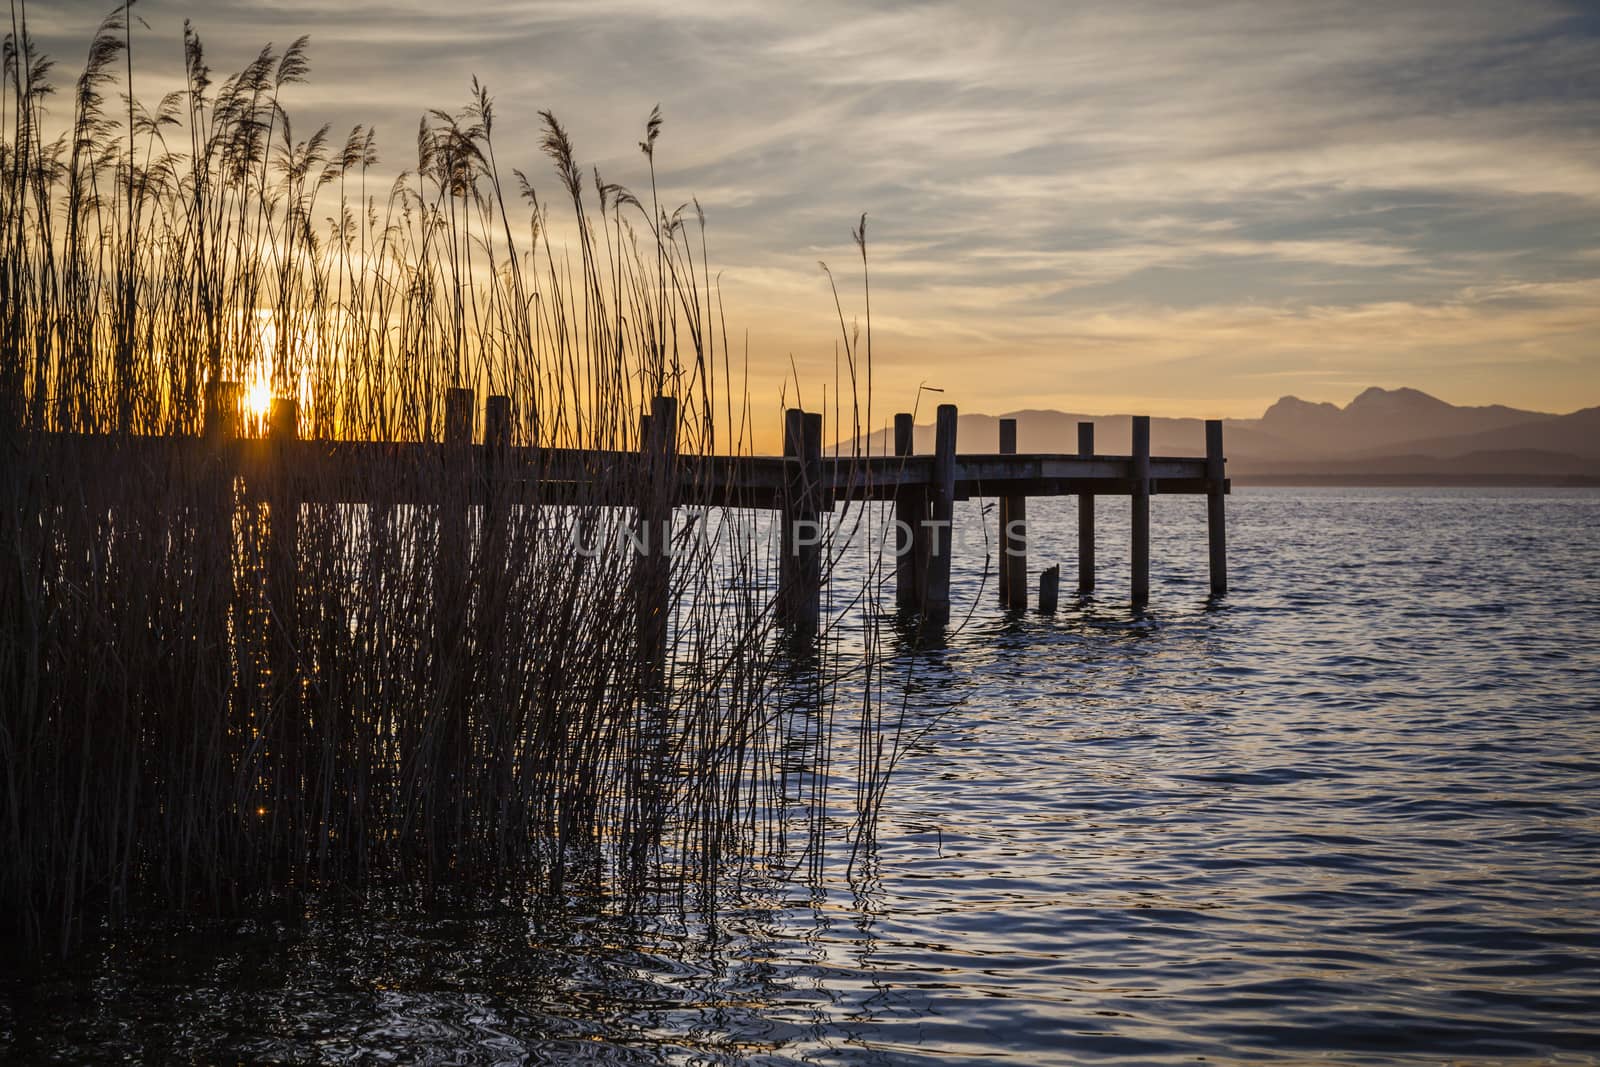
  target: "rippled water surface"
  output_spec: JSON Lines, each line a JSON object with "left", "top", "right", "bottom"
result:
{"left": 7, "top": 488, "right": 1599, "bottom": 1064}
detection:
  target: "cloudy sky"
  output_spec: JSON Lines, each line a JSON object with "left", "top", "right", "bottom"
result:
{"left": 34, "top": 0, "right": 1600, "bottom": 419}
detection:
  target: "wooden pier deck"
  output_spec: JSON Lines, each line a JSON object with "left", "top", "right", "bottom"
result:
{"left": 24, "top": 387, "right": 1231, "bottom": 638}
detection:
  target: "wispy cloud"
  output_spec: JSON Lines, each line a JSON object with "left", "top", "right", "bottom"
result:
{"left": 35, "top": 0, "right": 1600, "bottom": 417}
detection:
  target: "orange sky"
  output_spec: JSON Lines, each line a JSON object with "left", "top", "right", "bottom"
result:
{"left": 38, "top": 0, "right": 1600, "bottom": 434}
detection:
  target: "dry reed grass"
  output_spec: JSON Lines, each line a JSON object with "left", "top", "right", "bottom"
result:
{"left": 0, "top": 5, "right": 902, "bottom": 957}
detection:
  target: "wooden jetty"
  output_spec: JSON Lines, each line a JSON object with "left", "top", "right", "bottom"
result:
{"left": 29, "top": 386, "right": 1230, "bottom": 648}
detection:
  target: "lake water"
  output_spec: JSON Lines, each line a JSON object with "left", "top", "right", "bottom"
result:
{"left": 6, "top": 488, "right": 1599, "bottom": 1064}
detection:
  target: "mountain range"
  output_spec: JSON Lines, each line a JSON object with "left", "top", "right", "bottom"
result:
{"left": 847, "top": 387, "right": 1600, "bottom": 485}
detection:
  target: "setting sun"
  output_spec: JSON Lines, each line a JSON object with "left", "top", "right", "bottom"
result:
{"left": 244, "top": 377, "right": 273, "bottom": 423}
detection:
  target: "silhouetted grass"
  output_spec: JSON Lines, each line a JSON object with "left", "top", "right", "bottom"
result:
{"left": 0, "top": 6, "right": 900, "bottom": 957}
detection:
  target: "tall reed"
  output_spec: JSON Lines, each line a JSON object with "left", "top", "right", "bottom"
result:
{"left": 0, "top": 5, "right": 898, "bottom": 957}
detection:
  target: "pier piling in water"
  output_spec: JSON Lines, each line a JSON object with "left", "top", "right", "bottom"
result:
{"left": 638, "top": 395, "right": 678, "bottom": 676}
{"left": 780, "top": 407, "right": 824, "bottom": 629}
{"left": 1077, "top": 421, "right": 1095, "bottom": 595}
{"left": 998, "top": 418, "right": 1028, "bottom": 611}
{"left": 893, "top": 412, "right": 924, "bottom": 614}
{"left": 925, "top": 404, "right": 959, "bottom": 625}
{"left": 1206, "top": 418, "right": 1228, "bottom": 596}
{"left": 1131, "top": 414, "right": 1151, "bottom": 607}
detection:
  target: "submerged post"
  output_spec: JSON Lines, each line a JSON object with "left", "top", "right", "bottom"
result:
{"left": 926, "top": 404, "right": 958, "bottom": 624}
{"left": 998, "top": 418, "right": 1028, "bottom": 610}
{"left": 1131, "top": 414, "right": 1150, "bottom": 606}
{"left": 1039, "top": 564, "right": 1060, "bottom": 614}
{"left": 780, "top": 408, "right": 823, "bottom": 629}
{"left": 893, "top": 413, "right": 924, "bottom": 614}
{"left": 1077, "top": 421, "right": 1095, "bottom": 595}
{"left": 1206, "top": 418, "right": 1228, "bottom": 596}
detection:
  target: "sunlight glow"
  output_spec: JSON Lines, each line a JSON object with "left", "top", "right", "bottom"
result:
{"left": 244, "top": 375, "right": 274, "bottom": 424}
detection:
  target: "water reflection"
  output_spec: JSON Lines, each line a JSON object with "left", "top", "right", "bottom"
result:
{"left": 6, "top": 489, "right": 1600, "bottom": 1064}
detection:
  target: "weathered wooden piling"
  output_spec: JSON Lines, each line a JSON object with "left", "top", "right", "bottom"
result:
{"left": 439, "top": 386, "right": 474, "bottom": 644}
{"left": 893, "top": 413, "right": 924, "bottom": 614}
{"left": 780, "top": 407, "right": 823, "bottom": 629}
{"left": 435, "top": 386, "right": 475, "bottom": 859}
{"left": 1206, "top": 418, "right": 1228, "bottom": 596}
{"left": 203, "top": 380, "right": 241, "bottom": 441}
{"left": 201, "top": 381, "right": 240, "bottom": 760}
{"left": 638, "top": 395, "right": 678, "bottom": 675}
{"left": 267, "top": 397, "right": 301, "bottom": 814}
{"left": 482, "top": 394, "right": 513, "bottom": 590}
{"left": 1039, "top": 564, "right": 1060, "bottom": 614}
{"left": 997, "top": 418, "right": 1028, "bottom": 610}
{"left": 925, "top": 404, "right": 958, "bottom": 624}
{"left": 1077, "top": 421, "right": 1095, "bottom": 595}
{"left": 1131, "top": 414, "right": 1151, "bottom": 606}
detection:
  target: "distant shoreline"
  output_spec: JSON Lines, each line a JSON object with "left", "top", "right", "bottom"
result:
{"left": 1233, "top": 474, "right": 1600, "bottom": 488}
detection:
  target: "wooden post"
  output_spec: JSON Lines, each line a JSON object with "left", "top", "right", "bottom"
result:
{"left": 893, "top": 413, "right": 924, "bottom": 613}
{"left": 1206, "top": 418, "right": 1228, "bottom": 596}
{"left": 779, "top": 408, "right": 822, "bottom": 629}
{"left": 1077, "top": 421, "right": 1095, "bottom": 595}
{"left": 1038, "top": 564, "right": 1060, "bottom": 614}
{"left": 433, "top": 386, "right": 475, "bottom": 863}
{"left": 802, "top": 411, "right": 823, "bottom": 625}
{"left": 267, "top": 397, "right": 301, "bottom": 824}
{"left": 998, "top": 417, "right": 1027, "bottom": 610}
{"left": 925, "top": 404, "right": 958, "bottom": 624}
{"left": 482, "top": 394, "right": 513, "bottom": 591}
{"left": 1131, "top": 414, "right": 1150, "bottom": 607}
{"left": 638, "top": 395, "right": 676, "bottom": 676}
{"left": 439, "top": 387, "right": 474, "bottom": 644}
{"left": 202, "top": 380, "right": 240, "bottom": 788}
{"left": 203, "top": 379, "right": 241, "bottom": 442}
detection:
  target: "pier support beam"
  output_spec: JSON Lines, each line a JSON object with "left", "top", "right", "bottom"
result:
{"left": 998, "top": 418, "right": 1027, "bottom": 610}
{"left": 780, "top": 408, "right": 823, "bottom": 629}
{"left": 1131, "top": 415, "right": 1150, "bottom": 607}
{"left": 1206, "top": 418, "right": 1228, "bottom": 596}
{"left": 1077, "top": 421, "right": 1095, "bottom": 595}
{"left": 925, "top": 404, "right": 958, "bottom": 624}
{"left": 893, "top": 413, "right": 924, "bottom": 614}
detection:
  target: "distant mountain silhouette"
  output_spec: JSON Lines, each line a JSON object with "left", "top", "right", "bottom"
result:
{"left": 840, "top": 388, "right": 1598, "bottom": 485}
